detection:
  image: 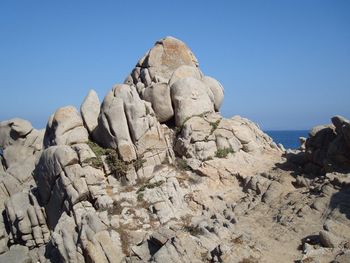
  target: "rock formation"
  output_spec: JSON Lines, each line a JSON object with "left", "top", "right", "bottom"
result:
{"left": 0, "top": 36, "right": 349, "bottom": 263}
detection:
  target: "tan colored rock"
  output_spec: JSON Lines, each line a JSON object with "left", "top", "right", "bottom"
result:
{"left": 93, "top": 89, "right": 136, "bottom": 162}
{"left": 168, "top": 65, "right": 202, "bottom": 87}
{"left": 143, "top": 82, "right": 174, "bottom": 122}
{"left": 171, "top": 77, "right": 214, "bottom": 127}
{"left": 44, "top": 106, "right": 89, "bottom": 147}
{"left": 80, "top": 89, "right": 100, "bottom": 134}
{"left": 203, "top": 76, "right": 224, "bottom": 111}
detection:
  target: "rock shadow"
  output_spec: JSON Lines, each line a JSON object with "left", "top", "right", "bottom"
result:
{"left": 329, "top": 185, "right": 350, "bottom": 220}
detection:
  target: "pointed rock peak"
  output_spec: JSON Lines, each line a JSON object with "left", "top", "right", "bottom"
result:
{"left": 139, "top": 36, "right": 199, "bottom": 71}
{"left": 124, "top": 37, "right": 224, "bottom": 125}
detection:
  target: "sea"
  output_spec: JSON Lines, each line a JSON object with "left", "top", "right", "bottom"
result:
{"left": 265, "top": 130, "right": 309, "bottom": 150}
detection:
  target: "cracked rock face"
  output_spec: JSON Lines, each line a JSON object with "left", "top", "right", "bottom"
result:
{"left": 0, "top": 37, "right": 349, "bottom": 263}
{"left": 44, "top": 106, "right": 89, "bottom": 148}
{"left": 125, "top": 36, "right": 224, "bottom": 125}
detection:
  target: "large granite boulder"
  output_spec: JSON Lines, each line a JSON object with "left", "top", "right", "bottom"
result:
{"left": 171, "top": 77, "right": 215, "bottom": 127}
{"left": 93, "top": 87, "right": 136, "bottom": 161}
{"left": 0, "top": 118, "right": 44, "bottom": 151}
{"left": 44, "top": 106, "right": 89, "bottom": 148}
{"left": 80, "top": 89, "right": 100, "bottom": 134}
{"left": 125, "top": 36, "right": 224, "bottom": 125}
{"left": 175, "top": 113, "right": 279, "bottom": 161}
{"left": 202, "top": 76, "right": 224, "bottom": 111}
{"left": 93, "top": 84, "right": 169, "bottom": 166}
{"left": 0, "top": 245, "right": 32, "bottom": 263}
{"left": 288, "top": 115, "right": 350, "bottom": 174}
{"left": 5, "top": 191, "right": 50, "bottom": 248}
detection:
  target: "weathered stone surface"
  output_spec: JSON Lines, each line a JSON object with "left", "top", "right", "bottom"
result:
{"left": 125, "top": 37, "right": 222, "bottom": 125}
{"left": 1, "top": 37, "right": 350, "bottom": 263}
{"left": 141, "top": 173, "right": 188, "bottom": 224}
{"left": 93, "top": 87, "right": 136, "bottom": 161}
{"left": 168, "top": 65, "right": 202, "bottom": 87}
{"left": 143, "top": 82, "right": 174, "bottom": 122}
{"left": 51, "top": 212, "right": 84, "bottom": 263}
{"left": 81, "top": 89, "right": 100, "bottom": 134}
{"left": 175, "top": 113, "right": 278, "bottom": 161}
{"left": 0, "top": 245, "right": 31, "bottom": 263}
{"left": 3, "top": 144, "right": 34, "bottom": 169}
{"left": 34, "top": 145, "right": 79, "bottom": 205}
{"left": 0, "top": 118, "right": 33, "bottom": 148}
{"left": 319, "top": 230, "right": 340, "bottom": 248}
{"left": 6, "top": 155, "right": 36, "bottom": 184}
{"left": 0, "top": 118, "right": 43, "bottom": 152}
{"left": 151, "top": 232, "right": 206, "bottom": 263}
{"left": 202, "top": 76, "right": 224, "bottom": 111}
{"left": 79, "top": 212, "right": 123, "bottom": 263}
{"left": 94, "top": 83, "right": 168, "bottom": 166}
{"left": 141, "top": 36, "right": 199, "bottom": 79}
{"left": 44, "top": 106, "right": 89, "bottom": 147}
{"left": 171, "top": 77, "right": 214, "bottom": 127}
{"left": 298, "top": 116, "right": 350, "bottom": 173}
{"left": 5, "top": 191, "right": 50, "bottom": 248}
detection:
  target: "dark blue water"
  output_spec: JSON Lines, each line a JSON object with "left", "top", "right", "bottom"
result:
{"left": 265, "top": 130, "right": 309, "bottom": 149}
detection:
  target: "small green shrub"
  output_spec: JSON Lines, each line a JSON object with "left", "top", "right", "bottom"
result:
{"left": 137, "top": 193, "right": 144, "bottom": 202}
{"left": 215, "top": 147, "right": 234, "bottom": 158}
{"left": 136, "top": 180, "right": 164, "bottom": 194}
{"left": 184, "top": 225, "right": 203, "bottom": 236}
{"left": 87, "top": 140, "right": 150, "bottom": 180}
{"left": 106, "top": 153, "right": 128, "bottom": 179}
{"left": 204, "top": 156, "right": 213, "bottom": 161}
{"left": 88, "top": 157, "right": 104, "bottom": 169}
{"left": 209, "top": 119, "right": 221, "bottom": 134}
{"left": 133, "top": 158, "right": 146, "bottom": 171}
{"left": 87, "top": 145, "right": 129, "bottom": 179}
{"left": 176, "top": 158, "right": 191, "bottom": 171}
{"left": 87, "top": 140, "right": 107, "bottom": 157}
{"left": 87, "top": 141, "right": 108, "bottom": 169}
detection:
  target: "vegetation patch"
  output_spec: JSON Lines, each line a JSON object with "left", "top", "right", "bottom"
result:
{"left": 87, "top": 140, "right": 107, "bottom": 169}
{"left": 136, "top": 180, "right": 164, "bottom": 194}
{"left": 181, "top": 214, "right": 202, "bottom": 236}
{"left": 183, "top": 225, "right": 203, "bottom": 236}
{"left": 215, "top": 147, "right": 234, "bottom": 158}
{"left": 87, "top": 140, "right": 147, "bottom": 179}
{"left": 209, "top": 119, "right": 221, "bottom": 134}
{"left": 137, "top": 192, "right": 144, "bottom": 202}
{"left": 133, "top": 158, "right": 146, "bottom": 171}
{"left": 175, "top": 158, "right": 191, "bottom": 171}
{"left": 87, "top": 140, "right": 107, "bottom": 157}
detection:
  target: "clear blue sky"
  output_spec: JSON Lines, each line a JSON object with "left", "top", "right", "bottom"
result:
{"left": 1, "top": 1, "right": 349, "bottom": 130}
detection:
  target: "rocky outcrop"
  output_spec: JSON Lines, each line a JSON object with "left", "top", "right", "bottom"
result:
{"left": 0, "top": 37, "right": 349, "bottom": 263}
{"left": 0, "top": 118, "right": 44, "bottom": 151}
{"left": 125, "top": 36, "right": 224, "bottom": 125}
{"left": 80, "top": 89, "right": 100, "bottom": 134}
{"left": 175, "top": 113, "right": 280, "bottom": 161}
{"left": 44, "top": 106, "right": 89, "bottom": 148}
{"left": 287, "top": 115, "right": 350, "bottom": 174}
{"left": 5, "top": 191, "right": 50, "bottom": 248}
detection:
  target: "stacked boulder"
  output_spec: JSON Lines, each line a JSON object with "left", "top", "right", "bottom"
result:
{"left": 0, "top": 36, "right": 284, "bottom": 262}
{"left": 288, "top": 115, "right": 350, "bottom": 174}
{"left": 124, "top": 36, "right": 224, "bottom": 125}
{"left": 124, "top": 36, "right": 280, "bottom": 161}
{"left": 0, "top": 118, "right": 45, "bottom": 255}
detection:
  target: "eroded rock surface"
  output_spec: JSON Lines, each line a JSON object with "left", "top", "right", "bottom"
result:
{"left": 125, "top": 36, "right": 224, "bottom": 125}
{"left": 0, "top": 37, "right": 349, "bottom": 263}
